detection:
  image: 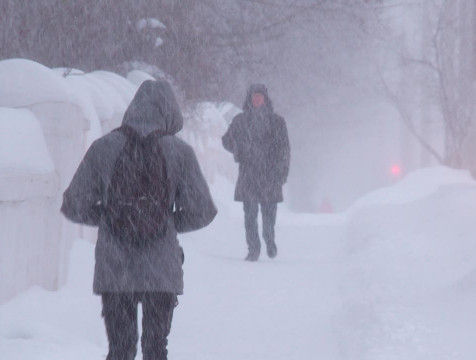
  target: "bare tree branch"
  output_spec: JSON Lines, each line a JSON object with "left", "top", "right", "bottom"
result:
{"left": 376, "top": 64, "right": 445, "bottom": 164}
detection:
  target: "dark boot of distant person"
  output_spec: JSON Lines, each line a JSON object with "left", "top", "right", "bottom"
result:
{"left": 102, "top": 293, "right": 139, "bottom": 360}
{"left": 262, "top": 203, "right": 278, "bottom": 258}
{"left": 244, "top": 201, "right": 260, "bottom": 261}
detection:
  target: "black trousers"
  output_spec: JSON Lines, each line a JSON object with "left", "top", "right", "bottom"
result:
{"left": 243, "top": 202, "right": 278, "bottom": 255}
{"left": 102, "top": 292, "right": 177, "bottom": 360}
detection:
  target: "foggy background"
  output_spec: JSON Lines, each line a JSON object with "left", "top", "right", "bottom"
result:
{"left": 4, "top": 0, "right": 475, "bottom": 211}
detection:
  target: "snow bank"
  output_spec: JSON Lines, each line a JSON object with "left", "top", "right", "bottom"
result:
{"left": 91, "top": 71, "right": 136, "bottom": 106}
{"left": 0, "top": 240, "right": 105, "bottom": 360}
{"left": 0, "top": 108, "right": 61, "bottom": 304}
{"left": 0, "top": 58, "right": 141, "bottom": 305}
{"left": 0, "top": 108, "right": 54, "bottom": 175}
{"left": 339, "top": 166, "right": 476, "bottom": 359}
{"left": 79, "top": 71, "right": 136, "bottom": 133}
{"left": 348, "top": 165, "right": 475, "bottom": 211}
{"left": 215, "top": 102, "right": 241, "bottom": 125}
{"left": 57, "top": 70, "right": 137, "bottom": 136}
{"left": 182, "top": 102, "right": 238, "bottom": 184}
{"left": 3, "top": 165, "right": 476, "bottom": 359}
{"left": 52, "top": 68, "right": 140, "bottom": 145}
{"left": 0, "top": 59, "right": 76, "bottom": 108}
{"left": 53, "top": 69, "right": 101, "bottom": 146}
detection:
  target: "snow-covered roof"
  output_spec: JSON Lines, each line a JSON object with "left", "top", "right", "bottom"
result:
{"left": 0, "top": 59, "right": 76, "bottom": 108}
{"left": 60, "top": 71, "right": 137, "bottom": 128}
{"left": 0, "top": 107, "right": 54, "bottom": 174}
{"left": 90, "top": 71, "right": 137, "bottom": 107}
{"left": 55, "top": 73, "right": 102, "bottom": 146}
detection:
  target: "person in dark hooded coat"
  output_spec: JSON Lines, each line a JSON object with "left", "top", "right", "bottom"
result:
{"left": 61, "top": 80, "right": 217, "bottom": 360}
{"left": 222, "top": 84, "right": 290, "bottom": 261}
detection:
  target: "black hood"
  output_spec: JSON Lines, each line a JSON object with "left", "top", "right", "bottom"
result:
{"left": 122, "top": 80, "right": 183, "bottom": 136}
{"left": 242, "top": 83, "right": 274, "bottom": 113}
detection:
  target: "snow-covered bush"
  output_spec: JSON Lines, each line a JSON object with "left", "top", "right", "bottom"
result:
{"left": 0, "top": 108, "right": 59, "bottom": 303}
{"left": 0, "top": 58, "right": 140, "bottom": 302}
{"left": 181, "top": 102, "right": 238, "bottom": 184}
{"left": 56, "top": 69, "right": 138, "bottom": 138}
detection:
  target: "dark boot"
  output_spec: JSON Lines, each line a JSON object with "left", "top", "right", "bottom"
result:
{"left": 262, "top": 203, "right": 278, "bottom": 259}
{"left": 141, "top": 292, "right": 176, "bottom": 360}
{"left": 244, "top": 251, "right": 260, "bottom": 261}
{"left": 266, "top": 241, "right": 277, "bottom": 259}
{"left": 243, "top": 202, "right": 260, "bottom": 260}
{"left": 102, "top": 293, "right": 139, "bottom": 360}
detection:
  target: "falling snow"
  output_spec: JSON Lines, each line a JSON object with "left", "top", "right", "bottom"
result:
{"left": 1, "top": 1, "right": 476, "bottom": 359}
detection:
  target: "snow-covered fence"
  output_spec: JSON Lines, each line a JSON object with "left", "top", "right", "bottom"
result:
{"left": 0, "top": 59, "right": 93, "bottom": 291}
{"left": 0, "top": 59, "right": 90, "bottom": 188}
{"left": 58, "top": 70, "right": 137, "bottom": 136}
{"left": 0, "top": 59, "right": 139, "bottom": 303}
{"left": 0, "top": 108, "right": 59, "bottom": 303}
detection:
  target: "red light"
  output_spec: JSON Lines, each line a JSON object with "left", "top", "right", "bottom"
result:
{"left": 390, "top": 165, "right": 401, "bottom": 176}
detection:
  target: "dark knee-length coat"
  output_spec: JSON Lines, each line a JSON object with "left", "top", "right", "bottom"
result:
{"left": 222, "top": 84, "right": 290, "bottom": 203}
{"left": 61, "top": 80, "right": 217, "bottom": 295}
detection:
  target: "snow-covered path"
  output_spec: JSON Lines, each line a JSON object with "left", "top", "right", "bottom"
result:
{"left": 172, "top": 204, "right": 346, "bottom": 360}
{"left": 3, "top": 167, "right": 476, "bottom": 359}
{"left": 0, "top": 193, "right": 347, "bottom": 360}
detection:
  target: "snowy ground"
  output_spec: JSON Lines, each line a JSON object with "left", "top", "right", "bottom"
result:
{"left": 1, "top": 167, "right": 476, "bottom": 359}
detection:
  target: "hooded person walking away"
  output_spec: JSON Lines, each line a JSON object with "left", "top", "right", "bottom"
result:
{"left": 61, "top": 80, "right": 217, "bottom": 360}
{"left": 222, "top": 84, "right": 290, "bottom": 261}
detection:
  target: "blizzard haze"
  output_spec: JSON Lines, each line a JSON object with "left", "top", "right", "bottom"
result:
{"left": 1, "top": 1, "right": 476, "bottom": 360}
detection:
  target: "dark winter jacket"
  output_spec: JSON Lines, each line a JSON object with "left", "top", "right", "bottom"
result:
{"left": 222, "top": 84, "right": 290, "bottom": 203}
{"left": 61, "top": 80, "right": 217, "bottom": 295}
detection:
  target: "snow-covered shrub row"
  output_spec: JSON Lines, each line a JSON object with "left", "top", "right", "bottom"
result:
{"left": 0, "top": 108, "right": 59, "bottom": 303}
{"left": 337, "top": 166, "right": 476, "bottom": 359}
{"left": 0, "top": 58, "right": 144, "bottom": 303}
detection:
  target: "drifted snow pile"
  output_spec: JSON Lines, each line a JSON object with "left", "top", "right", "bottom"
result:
{"left": 0, "top": 108, "right": 59, "bottom": 302}
{"left": 338, "top": 166, "right": 476, "bottom": 359}
{"left": 0, "top": 58, "right": 142, "bottom": 303}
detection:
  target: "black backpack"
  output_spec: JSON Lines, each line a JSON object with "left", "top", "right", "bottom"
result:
{"left": 104, "top": 125, "right": 171, "bottom": 246}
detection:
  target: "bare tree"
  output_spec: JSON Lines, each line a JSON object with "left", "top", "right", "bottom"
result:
{"left": 0, "top": 0, "right": 380, "bottom": 102}
{"left": 373, "top": 0, "right": 476, "bottom": 168}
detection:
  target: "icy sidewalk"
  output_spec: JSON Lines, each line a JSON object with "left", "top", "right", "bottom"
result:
{"left": 0, "top": 201, "right": 346, "bottom": 360}
{"left": 171, "top": 203, "right": 346, "bottom": 360}
{"left": 4, "top": 166, "right": 475, "bottom": 360}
